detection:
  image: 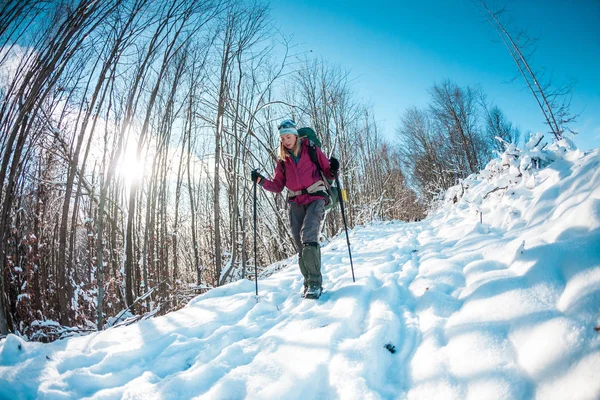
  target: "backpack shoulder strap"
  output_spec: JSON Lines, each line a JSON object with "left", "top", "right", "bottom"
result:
{"left": 306, "top": 140, "right": 335, "bottom": 196}
{"left": 307, "top": 141, "right": 321, "bottom": 172}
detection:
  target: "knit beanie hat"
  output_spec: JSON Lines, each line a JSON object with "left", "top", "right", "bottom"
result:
{"left": 278, "top": 119, "right": 298, "bottom": 136}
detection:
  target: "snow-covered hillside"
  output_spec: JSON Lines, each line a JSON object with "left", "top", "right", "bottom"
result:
{"left": 1, "top": 141, "right": 599, "bottom": 400}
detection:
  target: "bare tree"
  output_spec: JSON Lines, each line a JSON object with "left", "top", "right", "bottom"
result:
{"left": 212, "top": 2, "right": 269, "bottom": 286}
{"left": 478, "top": 0, "right": 577, "bottom": 140}
{"left": 429, "top": 80, "right": 483, "bottom": 175}
{"left": 481, "top": 101, "right": 521, "bottom": 153}
{"left": 397, "top": 106, "right": 460, "bottom": 204}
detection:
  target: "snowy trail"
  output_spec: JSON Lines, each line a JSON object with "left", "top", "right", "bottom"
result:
{"left": 195, "top": 222, "right": 425, "bottom": 399}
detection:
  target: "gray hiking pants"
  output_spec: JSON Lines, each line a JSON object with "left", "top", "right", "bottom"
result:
{"left": 289, "top": 199, "right": 325, "bottom": 288}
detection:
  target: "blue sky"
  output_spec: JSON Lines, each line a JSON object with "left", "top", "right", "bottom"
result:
{"left": 270, "top": 0, "right": 600, "bottom": 150}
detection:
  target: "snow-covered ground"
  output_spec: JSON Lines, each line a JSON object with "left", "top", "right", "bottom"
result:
{"left": 1, "top": 141, "right": 600, "bottom": 399}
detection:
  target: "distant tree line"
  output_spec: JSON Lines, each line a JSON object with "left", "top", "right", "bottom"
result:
{"left": 395, "top": 80, "right": 520, "bottom": 205}
{"left": 0, "top": 0, "right": 423, "bottom": 340}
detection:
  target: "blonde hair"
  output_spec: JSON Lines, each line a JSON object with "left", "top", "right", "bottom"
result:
{"left": 278, "top": 136, "right": 301, "bottom": 161}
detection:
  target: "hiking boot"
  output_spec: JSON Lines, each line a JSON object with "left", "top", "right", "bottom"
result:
{"left": 304, "top": 285, "right": 322, "bottom": 299}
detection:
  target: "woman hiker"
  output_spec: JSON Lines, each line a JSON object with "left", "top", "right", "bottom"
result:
{"left": 251, "top": 119, "right": 339, "bottom": 299}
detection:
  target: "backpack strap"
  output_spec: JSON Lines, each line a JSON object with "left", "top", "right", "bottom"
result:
{"left": 306, "top": 140, "right": 335, "bottom": 200}
{"left": 307, "top": 141, "right": 319, "bottom": 167}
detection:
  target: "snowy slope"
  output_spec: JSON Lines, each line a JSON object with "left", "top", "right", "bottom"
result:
{"left": 1, "top": 145, "right": 599, "bottom": 400}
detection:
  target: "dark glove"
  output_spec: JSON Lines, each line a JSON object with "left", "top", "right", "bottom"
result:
{"left": 251, "top": 169, "right": 265, "bottom": 185}
{"left": 329, "top": 157, "right": 340, "bottom": 174}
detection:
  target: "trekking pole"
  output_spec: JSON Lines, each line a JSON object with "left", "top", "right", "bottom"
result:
{"left": 253, "top": 170, "right": 259, "bottom": 296}
{"left": 335, "top": 173, "right": 355, "bottom": 282}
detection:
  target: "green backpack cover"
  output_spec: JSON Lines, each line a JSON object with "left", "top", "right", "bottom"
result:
{"left": 297, "top": 127, "right": 321, "bottom": 148}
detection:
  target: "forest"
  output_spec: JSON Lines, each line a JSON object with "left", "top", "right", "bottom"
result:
{"left": 1, "top": 0, "right": 530, "bottom": 340}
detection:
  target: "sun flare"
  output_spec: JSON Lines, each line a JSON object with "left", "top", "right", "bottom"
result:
{"left": 116, "top": 141, "right": 144, "bottom": 185}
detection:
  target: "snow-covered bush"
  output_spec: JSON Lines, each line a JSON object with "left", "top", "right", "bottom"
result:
{"left": 440, "top": 133, "right": 582, "bottom": 214}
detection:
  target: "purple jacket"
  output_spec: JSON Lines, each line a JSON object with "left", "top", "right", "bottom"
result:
{"left": 262, "top": 138, "right": 335, "bottom": 205}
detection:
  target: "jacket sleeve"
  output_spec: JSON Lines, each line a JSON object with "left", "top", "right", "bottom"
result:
{"left": 315, "top": 146, "right": 335, "bottom": 180}
{"left": 262, "top": 160, "right": 286, "bottom": 193}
